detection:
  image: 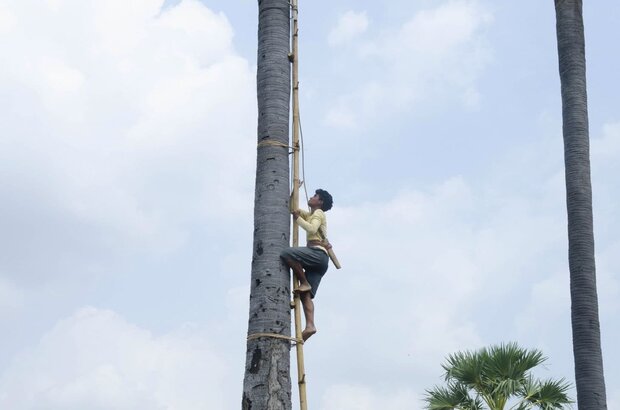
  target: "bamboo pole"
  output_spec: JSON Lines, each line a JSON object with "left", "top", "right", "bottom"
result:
{"left": 290, "top": 1, "right": 308, "bottom": 409}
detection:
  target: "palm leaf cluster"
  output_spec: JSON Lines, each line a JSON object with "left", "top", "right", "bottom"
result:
{"left": 425, "top": 343, "right": 572, "bottom": 410}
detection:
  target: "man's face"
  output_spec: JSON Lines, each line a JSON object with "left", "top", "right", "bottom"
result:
{"left": 308, "top": 194, "right": 323, "bottom": 209}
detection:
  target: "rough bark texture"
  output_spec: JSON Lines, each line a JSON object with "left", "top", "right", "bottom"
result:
{"left": 242, "top": 1, "right": 292, "bottom": 409}
{"left": 554, "top": 1, "right": 607, "bottom": 408}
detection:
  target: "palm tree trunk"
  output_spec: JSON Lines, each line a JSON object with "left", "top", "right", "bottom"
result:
{"left": 554, "top": 1, "right": 607, "bottom": 408}
{"left": 242, "top": 1, "right": 292, "bottom": 409}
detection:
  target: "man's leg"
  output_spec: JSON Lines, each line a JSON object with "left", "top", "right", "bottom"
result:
{"left": 283, "top": 257, "right": 312, "bottom": 293}
{"left": 300, "top": 291, "right": 317, "bottom": 341}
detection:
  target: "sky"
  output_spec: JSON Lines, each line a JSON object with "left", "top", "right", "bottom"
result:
{"left": 0, "top": 0, "right": 618, "bottom": 409}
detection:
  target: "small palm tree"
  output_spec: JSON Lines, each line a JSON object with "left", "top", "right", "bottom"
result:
{"left": 424, "top": 343, "right": 572, "bottom": 410}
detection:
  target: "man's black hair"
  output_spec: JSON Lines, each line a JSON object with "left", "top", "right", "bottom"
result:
{"left": 316, "top": 189, "right": 333, "bottom": 211}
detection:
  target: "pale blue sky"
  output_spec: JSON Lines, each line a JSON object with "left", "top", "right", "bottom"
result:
{"left": 0, "top": 0, "right": 618, "bottom": 408}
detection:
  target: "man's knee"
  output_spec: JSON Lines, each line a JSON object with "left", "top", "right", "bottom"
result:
{"left": 280, "top": 254, "right": 297, "bottom": 269}
{"left": 280, "top": 247, "right": 294, "bottom": 261}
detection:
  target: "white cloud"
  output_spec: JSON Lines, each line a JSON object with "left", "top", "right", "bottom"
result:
{"left": 0, "top": 277, "right": 24, "bottom": 312}
{"left": 320, "top": 384, "right": 418, "bottom": 410}
{"left": 0, "top": 0, "right": 256, "bottom": 284}
{"left": 39, "top": 57, "right": 85, "bottom": 94}
{"left": 515, "top": 272, "right": 571, "bottom": 342}
{"left": 0, "top": 4, "right": 17, "bottom": 33}
{"left": 325, "top": 0, "right": 493, "bottom": 129}
{"left": 398, "top": 0, "right": 492, "bottom": 57}
{"left": 328, "top": 11, "right": 369, "bottom": 47}
{"left": 325, "top": 82, "right": 386, "bottom": 128}
{"left": 592, "top": 121, "right": 620, "bottom": 160}
{"left": 1, "top": 1, "right": 618, "bottom": 408}
{"left": 0, "top": 307, "right": 231, "bottom": 409}
{"left": 0, "top": 1, "right": 254, "bottom": 404}
{"left": 609, "top": 388, "right": 620, "bottom": 410}
{"left": 591, "top": 121, "right": 620, "bottom": 318}
{"left": 324, "top": 105, "right": 357, "bottom": 129}
{"left": 304, "top": 184, "right": 532, "bottom": 396}
{"left": 323, "top": 176, "right": 540, "bottom": 359}
{"left": 303, "top": 128, "right": 620, "bottom": 399}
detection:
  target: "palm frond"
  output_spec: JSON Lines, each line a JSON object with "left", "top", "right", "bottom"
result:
{"left": 424, "top": 382, "right": 480, "bottom": 410}
{"left": 492, "top": 377, "right": 522, "bottom": 399}
{"left": 486, "top": 342, "right": 545, "bottom": 381}
{"left": 443, "top": 350, "right": 486, "bottom": 389}
{"left": 518, "top": 376, "right": 573, "bottom": 409}
{"left": 428, "top": 343, "right": 571, "bottom": 410}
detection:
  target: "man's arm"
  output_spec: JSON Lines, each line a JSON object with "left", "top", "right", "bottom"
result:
{"left": 289, "top": 192, "right": 310, "bottom": 218}
{"left": 296, "top": 210, "right": 323, "bottom": 235}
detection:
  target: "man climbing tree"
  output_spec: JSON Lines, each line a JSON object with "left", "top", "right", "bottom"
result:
{"left": 281, "top": 188, "right": 334, "bottom": 341}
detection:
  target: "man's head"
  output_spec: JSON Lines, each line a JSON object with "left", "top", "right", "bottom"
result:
{"left": 314, "top": 189, "right": 333, "bottom": 212}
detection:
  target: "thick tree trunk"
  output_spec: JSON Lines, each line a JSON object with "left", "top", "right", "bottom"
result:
{"left": 554, "top": 1, "right": 607, "bottom": 408}
{"left": 242, "top": 1, "right": 292, "bottom": 409}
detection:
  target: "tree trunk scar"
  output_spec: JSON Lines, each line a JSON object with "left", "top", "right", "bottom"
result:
{"left": 249, "top": 347, "right": 261, "bottom": 374}
{"left": 242, "top": 393, "right": 252, "bottom": 410}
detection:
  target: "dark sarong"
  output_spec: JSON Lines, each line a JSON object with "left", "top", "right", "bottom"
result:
{"left": 280, "top": 246, "right": 329, "bottom": 298}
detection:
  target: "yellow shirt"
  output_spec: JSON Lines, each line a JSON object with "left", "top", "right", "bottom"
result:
{"left": 296, "top": 209, "right": 327, "bottom": 252}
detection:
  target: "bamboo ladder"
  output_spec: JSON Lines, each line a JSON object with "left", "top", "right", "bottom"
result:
{"left": 289, "top": 0, "right": 308, "bottom": 409}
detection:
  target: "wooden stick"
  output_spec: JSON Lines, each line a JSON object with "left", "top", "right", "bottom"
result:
{"left": 327, "top": 248, "right": 341, "bottom": 269}
{"left": 290, "top": 1, "right": 308, "bottom": 409}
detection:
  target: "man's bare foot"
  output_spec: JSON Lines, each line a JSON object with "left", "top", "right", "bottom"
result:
{"left": 302, "top": 326, "right": 316, "bottom": 341}
{"left": 294, "top": 283, "right": 312, "bottom": 294}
